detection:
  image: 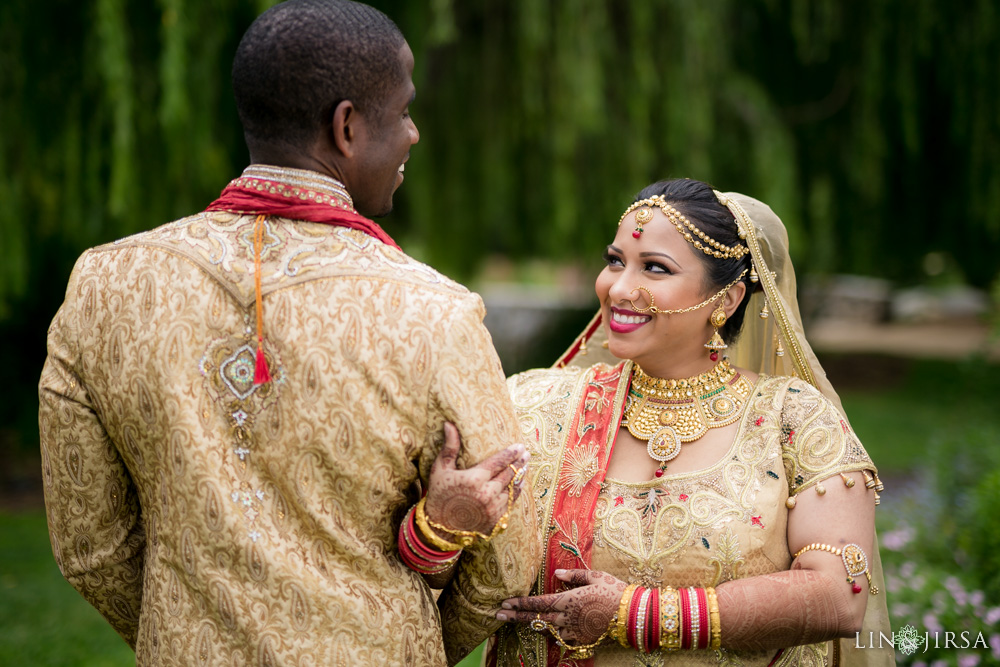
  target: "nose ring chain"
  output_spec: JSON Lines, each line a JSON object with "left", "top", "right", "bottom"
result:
{"left": 626, "top": 270, "right": 748, "bottom": 316}
{"left": 628, "top": 286, "right": 660, "bottom": 314}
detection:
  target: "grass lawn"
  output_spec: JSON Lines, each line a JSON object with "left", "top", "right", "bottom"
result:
{"left": 0, "top": 509, "right": 488, "bottom": 665}
{"left": 3, "top": 356, "right": 996, "bottom": 665}
{"left": 0, "top": 511, "right": 135, "bottom": 666}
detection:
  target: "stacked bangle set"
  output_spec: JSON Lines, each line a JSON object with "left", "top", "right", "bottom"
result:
{"left": 398, "top": 502, "right": 461, "bottom": 575}
{"left": 399, "top": 465, "right": 522, "bottom": 575}
{"left": 613, "top": 584, "right": 721, "bottom": 652}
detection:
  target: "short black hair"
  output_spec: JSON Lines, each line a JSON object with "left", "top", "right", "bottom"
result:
{"left": 232, "top": 0, "right": 405, "bottom": 153}
{"left": 634, "top": 178, "right": 753, "bottom": 344}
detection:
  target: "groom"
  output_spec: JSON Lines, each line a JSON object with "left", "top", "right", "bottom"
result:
{"left": 39, "top": 1, "right": 536, "bottom": 664}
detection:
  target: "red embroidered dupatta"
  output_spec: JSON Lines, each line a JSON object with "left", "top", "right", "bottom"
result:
{"left": 541, "top": 362, "right": 628, "bottom": 666}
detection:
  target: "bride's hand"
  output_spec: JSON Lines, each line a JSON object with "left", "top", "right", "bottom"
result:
{"left": 423, "top": 422, "right": 530, "bottom": 539}
{"left": 496, "top": 569, "right": 625, "bottom": 644}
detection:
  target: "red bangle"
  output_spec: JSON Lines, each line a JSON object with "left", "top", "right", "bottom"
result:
{"left": 399, "top": 520, "right": 437, "bottom": 570}
{"left": 627, "top": 585, "right": 645, "bottom": 649}
{"left": 648, "top": 587, "right": 660, "bottom": 651}
{"left": 407, "top": 508, "right": 460, "bottom": 559}
{"left": 679, "top": 587, "right": 692, "bottom": 650}
{"left": 400, "top": 520, "right": 449, "bottom": 572}
{"left": 696, "top": 587, "right": 710, "bottom": 649}
{"left": 399, "top": 508, "right": 459, "bottom": 574}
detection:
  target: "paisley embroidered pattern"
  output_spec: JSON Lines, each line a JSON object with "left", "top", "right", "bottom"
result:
{"left": 40, "top": 177, "right": 539, "bottom": 666}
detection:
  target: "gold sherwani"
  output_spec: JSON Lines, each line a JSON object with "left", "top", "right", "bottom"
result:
{"left": 39, "top": 166, "right": 538, "bottom": 666}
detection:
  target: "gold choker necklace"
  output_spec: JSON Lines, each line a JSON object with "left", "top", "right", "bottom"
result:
{"left": 623, "top": 360, "right": 754, "bottom": 465}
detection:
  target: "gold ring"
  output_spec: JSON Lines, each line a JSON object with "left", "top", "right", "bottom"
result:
{"left": 529, "top": 615, "right": 547, "bottom": 632}
{"left": 628, "top": 286, "right": 658, "bottom": 314}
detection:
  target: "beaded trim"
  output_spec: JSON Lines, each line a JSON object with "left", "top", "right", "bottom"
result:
{"left": 231, "top": 164, "right": 355, "bottom": 212}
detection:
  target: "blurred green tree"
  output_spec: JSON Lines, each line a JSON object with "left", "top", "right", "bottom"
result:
{"left": 1, "top": 0, "right": 998, "bottom": 455}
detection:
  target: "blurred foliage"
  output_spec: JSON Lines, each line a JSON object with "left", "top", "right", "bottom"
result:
{"left": 1, "top": 0, "right": 999, "bottom": 454}
{"left": 850, "top": 357, "right": 1000, "bottom": 664}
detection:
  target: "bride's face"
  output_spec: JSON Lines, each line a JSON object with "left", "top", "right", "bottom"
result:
{"left": 595, "top": 206, "right": 726, "bottom": 377}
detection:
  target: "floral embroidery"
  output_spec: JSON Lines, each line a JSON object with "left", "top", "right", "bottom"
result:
{"left": 637, "top": 487, "right": 670, "bottom": 516}
{"left": 750, "top": 515, "right": 764, "bottom": 528}
{"left": 708, "top": 526, "right": 745, "bottom": 586}
{"left": 678, "top": 493, "right": 689, "bottom": 502}
{"left": 767, "top": 470, "right": 780, "bottom": 480}
{"left": 755, "top": 416, "right": 765, "bottom": 426}
{"left": 559, "top": 443, "right": 600, "bottom": 497}
{"left": 553, "top": 519, "right": 588, "bottom": 567}
{"left": 199, "top": 320, "right": 285, "bottom": 541}
{"left": 231, "top": 483, "right": 266, "bottom": 542}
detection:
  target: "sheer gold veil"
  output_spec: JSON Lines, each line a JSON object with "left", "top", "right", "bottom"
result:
{"left": 554, "top": 190, "right": 893, "bottom": 666}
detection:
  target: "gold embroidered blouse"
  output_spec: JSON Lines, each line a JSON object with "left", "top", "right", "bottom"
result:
{"left": 496, "top": 361, "right": 878, "bottom": 666}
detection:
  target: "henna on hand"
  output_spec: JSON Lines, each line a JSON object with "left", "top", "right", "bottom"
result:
{"left": 423, "top": 423, "right": 530, "bottom": 537}
{"left": 496, "top": 569, "right": 624, "bottom": 644}
{"left": 556, "top": 569, "right": 625, "bottom": 643}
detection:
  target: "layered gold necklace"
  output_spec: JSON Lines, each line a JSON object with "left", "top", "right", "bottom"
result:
{"left": 623, "top": 359, "right": 755, "bottom": 467}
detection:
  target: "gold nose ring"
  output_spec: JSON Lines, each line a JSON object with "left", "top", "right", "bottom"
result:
{"left": 628, "top": 286, "right": 659, "bottom": 314}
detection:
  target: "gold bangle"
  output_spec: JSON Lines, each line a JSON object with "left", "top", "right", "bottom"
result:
{"left": 706, "top": 586, "right": 721, "bottom": 650}
{"left": 538, "top": 619, "right": 609, "bottom": 660}
{"left": 414, "top": 498, "right": 465, "bottom": 552}
{"left": 660, "top": 586, "right": 681, "bottom": 651}
{"left": 616, "top": 584, "right": 638, "bottom": 647}
{"left": 421, "top": 475, "right": 518, "bottom": 546}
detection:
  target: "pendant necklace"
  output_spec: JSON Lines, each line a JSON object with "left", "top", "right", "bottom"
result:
{"left": 622, "top": 359, "right": 754, "bottom": 477}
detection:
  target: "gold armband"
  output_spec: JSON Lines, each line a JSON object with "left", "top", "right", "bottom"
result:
{"left": 793, "top": 542, "right": 878, "bottom": 595}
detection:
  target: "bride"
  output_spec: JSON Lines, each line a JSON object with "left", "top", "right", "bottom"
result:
{"left": 409, "top": 178, "right": 891, "bottom": 666}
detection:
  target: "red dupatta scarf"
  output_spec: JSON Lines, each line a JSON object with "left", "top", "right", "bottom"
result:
{"left": 541, "top": 361, "right": 628, "bottom": 666}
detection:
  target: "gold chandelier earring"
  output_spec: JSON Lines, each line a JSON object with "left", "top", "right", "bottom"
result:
{"left": 705, "top": 304, "right": 728, "bottom": 361}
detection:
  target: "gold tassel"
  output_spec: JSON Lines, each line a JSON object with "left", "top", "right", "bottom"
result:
{"left": 759, "top": 300, "right": 769, "bottom": 319}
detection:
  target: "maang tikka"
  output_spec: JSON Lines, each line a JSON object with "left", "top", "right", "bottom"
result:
{"left": 633, "top": 208, "right": 653, "bottom": 238}
{"left": 705, "top": 304, "right": 728, "bottom": 361}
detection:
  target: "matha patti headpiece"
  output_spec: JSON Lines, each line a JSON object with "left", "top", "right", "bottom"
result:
{"left": 618, "top": 195, "right": 749, "bottom": 260}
